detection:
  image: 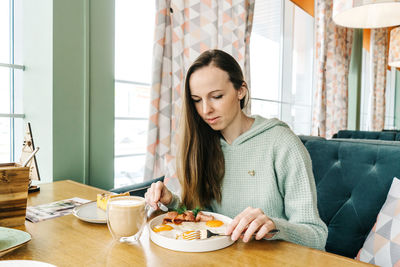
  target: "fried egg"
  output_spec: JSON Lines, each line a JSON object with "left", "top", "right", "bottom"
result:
{"left": 152, "top": 224, "right": 174, "bottom": 233}
{"left": 206, "top": 220, "right": 224, "bottom": 228}
{"left": 153, "top": 220, "right": 227, "bottom": 240}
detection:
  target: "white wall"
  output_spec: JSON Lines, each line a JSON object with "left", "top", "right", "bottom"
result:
{"left": 18, "top": 0, "right": 53, "bottom": 182}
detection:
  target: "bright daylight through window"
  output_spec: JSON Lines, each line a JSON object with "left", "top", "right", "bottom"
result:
{"left": 114, "top": 0, "right": 155, "bottom": 188}
{"left": 0, "top": 0, "right": 24, "bottom": 164}
{"left": 250, "top": 0, "right": 314, "bottom": 135}
{"left": 360, "top": 43, "right": 397, "bottom": 130}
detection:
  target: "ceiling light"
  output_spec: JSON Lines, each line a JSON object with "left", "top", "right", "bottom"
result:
{"left": 333, "top": 0, "right": 400, "bottom": 28}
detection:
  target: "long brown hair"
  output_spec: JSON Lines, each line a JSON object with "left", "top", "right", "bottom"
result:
{"left": 176, "top": 49, "right": 247, "bottom": 209}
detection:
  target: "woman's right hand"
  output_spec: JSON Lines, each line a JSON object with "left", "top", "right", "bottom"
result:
{"left": 144, "top": 181, "right": 173, "bottom": 210}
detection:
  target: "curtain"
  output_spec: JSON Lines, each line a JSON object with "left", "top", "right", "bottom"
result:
{"left": 312, "top": 0, "right": 353, "bottom": 138}
{"left": 144, "top": 0, "right": 255, "bottom": 187}
{"left": 369, "top": 28, "right": 388, "bottom": 131}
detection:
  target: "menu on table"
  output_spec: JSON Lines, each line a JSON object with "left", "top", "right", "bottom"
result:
{"left": 26, "top": 197, "right": 90, "bottom": 223}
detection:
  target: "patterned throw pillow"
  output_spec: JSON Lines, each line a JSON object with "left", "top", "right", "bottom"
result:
{"left": 357, "top": 177, "right": 400, "bottom": 266}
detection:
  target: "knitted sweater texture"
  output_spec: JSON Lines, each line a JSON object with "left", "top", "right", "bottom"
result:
{"left": 169, "top": 115, "right": 328, "bottom": 250}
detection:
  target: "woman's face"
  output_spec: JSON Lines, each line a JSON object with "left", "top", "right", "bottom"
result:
{"left": 189, "top": 65, "right": 245, "bottom": 132}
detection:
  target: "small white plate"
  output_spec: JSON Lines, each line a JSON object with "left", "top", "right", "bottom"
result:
{"left": 72, "top": 201, "right": 106, "bottom": 224}
{"left": 148, "top": 211, "right": 235, "bottom": 252}
{"left": 0, "top": 227, "right": 32, "bottom": 257}
{"left": 0, "top": 260, "right": 56, "bottom": 267}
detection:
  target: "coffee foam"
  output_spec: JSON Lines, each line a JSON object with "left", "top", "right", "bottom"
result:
{"left": 111, "top": 198, "right": 145, "bottom": 207}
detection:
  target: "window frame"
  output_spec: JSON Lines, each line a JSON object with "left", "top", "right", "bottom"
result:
{"left": 114, "top": 79, "right": 150, "bottom": 187}
{"left": 114, "top": 0, "right": 155, "bottom": 187}
{"left": 114, "top": 79, "right": 149, "bottom": 159}
{"left": 249, "top": 0, "right": 315, "bottom": 135}
{"left": 360, "top": 47, "right": 397, "bottom": 130}
{"left": 0, "top": 0, "right": 25, "bottom": 162}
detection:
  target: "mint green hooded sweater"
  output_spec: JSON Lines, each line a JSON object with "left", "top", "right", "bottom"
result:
{"left": 169, "top": 115, "right": 328, "bottom": 250}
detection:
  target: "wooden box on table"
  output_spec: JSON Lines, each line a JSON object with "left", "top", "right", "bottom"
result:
{"left": 0, "top": 163, "right": 30, "bottom": 227}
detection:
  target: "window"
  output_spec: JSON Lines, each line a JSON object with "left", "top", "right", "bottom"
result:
{"left": 114, "top": 0, "right": 314, "bottom": 186}
{"left": 385, "top": 69, "right": 397, "bottom": 129}
{"left": 114, "top": 0, "right": 155, "bottom": 187}
{"left": 360, "top": 47, "right": 396, "bottom": 130}
{"left": 250, "top": 0, "right": 314, "bottom": 135}
{"left": 0, "top": 0, "right": 24, "bottom": 163}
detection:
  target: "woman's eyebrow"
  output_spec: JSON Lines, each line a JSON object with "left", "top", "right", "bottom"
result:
{"left": 191, "top": 89, "right": 223, "bottom": 97}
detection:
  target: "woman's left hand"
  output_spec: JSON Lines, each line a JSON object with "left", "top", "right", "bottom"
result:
{"left": 225, "top": 207, "right": 276, "bottom": 242}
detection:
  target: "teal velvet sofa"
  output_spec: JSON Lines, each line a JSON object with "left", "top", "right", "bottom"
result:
{"left": 333, "top": 130, "right": 400, "bottom": 141}
{"left": 299, "top": 136, "right": 400, "bottom": 258}
{"left": 110, "top": 176, "right": 164, "bottom": 197}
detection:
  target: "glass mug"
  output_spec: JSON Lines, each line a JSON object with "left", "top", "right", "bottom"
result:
{"left": 106, "top": 196, "right": 148, "bottom": 243}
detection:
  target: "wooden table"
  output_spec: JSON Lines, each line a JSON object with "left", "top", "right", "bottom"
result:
{"left": 2, "top": 180, "right": 372, "bottom": 266}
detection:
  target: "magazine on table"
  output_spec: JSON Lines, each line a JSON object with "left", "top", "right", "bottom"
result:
{"left": 26, "top": 197, "right": 91, "bottom": 223}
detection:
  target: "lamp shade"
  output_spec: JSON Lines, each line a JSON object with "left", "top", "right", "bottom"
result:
{"left": 389, "top": 27, "right": 400, "bottom": 67}
{"left": 333, "top": 0, "right": 400, "bottom": 28}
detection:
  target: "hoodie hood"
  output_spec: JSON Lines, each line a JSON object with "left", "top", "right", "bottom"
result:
{"left": 220, "top": 115, "right": 289, "bottom": 147}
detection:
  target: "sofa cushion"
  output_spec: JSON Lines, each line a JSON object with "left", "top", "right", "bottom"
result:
{"left": 356, "top": 177, "right": 400, "bottom": 266}
{"left": 333, "top": 138, "right": 400, "bottom": 146}
{"left": 335, "top": 130, "right": 397, "bottom": 141}
{"left": 300, "top": 137, "right": 400, "bottom": 258}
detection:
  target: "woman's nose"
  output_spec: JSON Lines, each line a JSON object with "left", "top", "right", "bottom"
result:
{"left": 202, "top": 100, "right": 212, "bottom": 114}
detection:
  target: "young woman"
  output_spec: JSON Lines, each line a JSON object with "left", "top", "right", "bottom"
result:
{"left": 145, "top": 49, "right": 327, "bottom": 250}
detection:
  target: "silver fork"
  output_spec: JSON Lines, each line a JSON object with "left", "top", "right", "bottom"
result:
{"left": 146, "top": 201, "right": 168, "bottom": 217}
{"left": 199, "top": 228, "right": 280, "bottom": 239}
{"left": 157, "top": 201, "right": 168, "bottom": 212}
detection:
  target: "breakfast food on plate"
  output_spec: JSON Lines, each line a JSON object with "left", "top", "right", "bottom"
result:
{"left": 196, "top": 212, "right": 214, "bottom": 222}
{"left": 153, "top": 208, "right": 227, "bottom": 241}
{"left": 153, "top": 224, "right": 174, "bottom": 233}
{"left": 182, "top": 230, "right": 199, "bottom": 240}
{"left": 206, "top": 220, "right": 224, "bottom": 228}
{"left": 96, "top": 192, "right": 130, "bottom": 210}
{"left": 162, "top": 210, "right": 214, "bottom": 224}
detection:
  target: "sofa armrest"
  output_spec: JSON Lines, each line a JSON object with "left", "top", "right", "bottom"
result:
{"left": 110, "top": 176, "right": 165, "bottom": 197}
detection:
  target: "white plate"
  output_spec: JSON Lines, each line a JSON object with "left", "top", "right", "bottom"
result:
{"left": 0, "top": 227, "right": 31, "bottom": 257}
{"left": 72, "top": 201, "right": 106, "bottom": 224}
{"left": 0, "top": 260, "right": 56, "bottom": 267}
{"left": 148, "top": 211, "right": 235, "bottom": 252}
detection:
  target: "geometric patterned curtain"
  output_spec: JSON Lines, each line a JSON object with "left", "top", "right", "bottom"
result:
{"left": 144, "top": 0, "right": 255, "bottom": 183}
{"left": 312, "top": 0, "right": 353, "bottom": 138}
{"left": 369, "top": 28, "right": 388, "bottom": 131}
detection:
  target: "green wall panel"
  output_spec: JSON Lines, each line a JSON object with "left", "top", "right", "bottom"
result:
{"left": 88, "top": 0, "right": 115, "bottom": 190}
{"left": 52, "top": 0, "right": 85, "bottom": 182}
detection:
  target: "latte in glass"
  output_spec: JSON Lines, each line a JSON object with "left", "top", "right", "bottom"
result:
{"left": 106, "top": 196, "right": 147, "bottom": 243}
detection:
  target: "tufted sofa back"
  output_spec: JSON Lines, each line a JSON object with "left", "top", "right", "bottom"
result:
{"left": 299, "top": 136, "right": 400, "bottom": 258}
{"left": 334, "top": 130, "right": 399, "bottom": 141}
